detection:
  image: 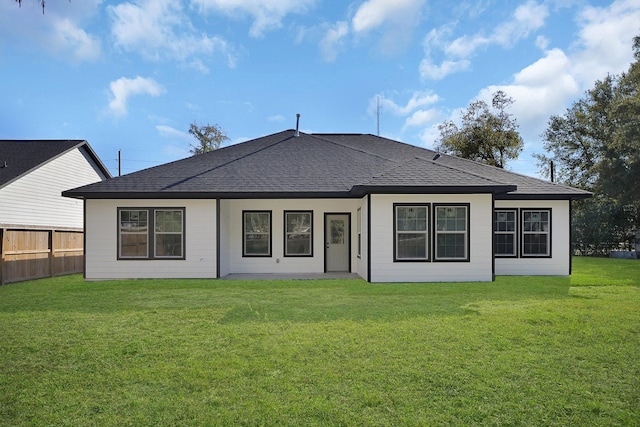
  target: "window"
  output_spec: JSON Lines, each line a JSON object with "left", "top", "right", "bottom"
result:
{"left": 118, "top": 208, "right": 184, "bottom": 260}
{"left": 394, "top": 204, "right": 429, "bottom": 261}
{"left": 435, "top": 205, "right": 469, "bottom": 261}
{"left": 522, "top": 209, "right": 551, "bottom": 257}
{"left": 357, "top": 208, "right": 362, "bottom": 258}
{"left": 494, "top": 209, "right": 517, "bottom": 257}
{"left": 243, "top": 211, "right": 271, "bottom": 256}
{"left": 154, "top": 210, "right": 184, "bottom": 258}
{"left": 284, "top": 211, "right": 312, "bottom": 256}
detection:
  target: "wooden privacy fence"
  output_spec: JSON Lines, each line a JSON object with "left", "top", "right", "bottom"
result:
{"left": 0, "top": 228, "right": 84, "bottom": 285}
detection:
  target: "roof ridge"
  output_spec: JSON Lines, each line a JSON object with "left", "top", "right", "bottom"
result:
{"left": 357, "top": 155, "right": 509, "bottom": 187}
{"left": 306, "top": 133, "right": 401, "bottom": 163}
{"left": 161, "top": 131, "right": 295, "bottom": 190}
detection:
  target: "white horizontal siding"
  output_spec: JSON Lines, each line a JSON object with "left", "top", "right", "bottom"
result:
{"left": 222, "top": 199, "right": 360, "bottom": 275}
{"left": 369, "top": 194, "right": 494, "bottom": 283}
{"left": 494, "top": 200, "right": 570, "bottom": 276}
{"left": 85, "top": 199, "right": 217, "bottom": 280}
{"left": 355, "top": 197, "right": 368, "bottom": 281}
{"left": 0, "top": 147, "right": 105, "bottom": 229}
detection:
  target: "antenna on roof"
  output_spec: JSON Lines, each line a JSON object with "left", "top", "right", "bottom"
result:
{"left": 376, "top": 96, "right": 381, "bottom": 136}
{"left": 295, "top": 113, "right": 301, "bottom": 137}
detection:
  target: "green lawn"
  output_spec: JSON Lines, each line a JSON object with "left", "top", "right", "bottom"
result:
{"left": 1, "top": 257, "right": 638, "bottom": 426}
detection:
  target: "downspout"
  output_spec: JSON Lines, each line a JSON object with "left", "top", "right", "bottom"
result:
{"left": 216, "top": 199, "right": 221, "bottom": 279}
{"left": 492, "top": 193, "right": 496, "bottom": 281}
{"left": 367, "top": 194, "right": 372, "bottom": 282}
{"left": 569, "top": 199, "right": 573, "bottom": 275}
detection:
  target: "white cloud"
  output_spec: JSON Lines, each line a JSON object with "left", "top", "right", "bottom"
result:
{"left": 192, "top": 0, "right": 317, "bottom": 37}
{"left": 351, "top": 0, "right": 426, "bottom": 54}
{"left": 51, "top": 18, "right": 101, "bottom": 62}
{"left": 571, "top": 0, "right": 640, "bottom": 85}
{"left": 319, "top": 21, "right": 349, "bottom": 62}
{"left": 156, "top": 125, "right": 192, "bottom": 141}
{"left": 419, "top": 58, "right": 470, "bottom": 80}
{"left": 107, "top": 76, "right": 165, "bottom": 117}
{"left": 268, "top": 115, "right": 286, "bottom": 122}
{"left": 420, "top": 1, "right": 549, "bottom": 80}
{"left": 0, "top": 0, "right": 102, "bottom": 62}
{"left": 376, "top": 91, "right": 440, "bottom": 117}
{"left": 404, "top": 109, "right": 441, "bottom": 128}
{"left": 109, "top": 0, "right": 235, "bottom": 68}
{"left": 352, "top": 0, "right": 425, "bottom": 33}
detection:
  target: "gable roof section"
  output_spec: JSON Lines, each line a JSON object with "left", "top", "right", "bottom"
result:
{"left": 0, "top": 140, "right": 111, "bottom": 189}
{"left": 62, "top": 131, "right": 591, "bottom": 200}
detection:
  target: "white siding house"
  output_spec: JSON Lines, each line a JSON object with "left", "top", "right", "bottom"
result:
{"left": 1, "top": 141, "right": 109, "bottom": 229}
{"left": 1, "top": 140, "right": 110, "bottom": 284}
{"left": 64, "top": 131, "right": 591, "bottom": 283}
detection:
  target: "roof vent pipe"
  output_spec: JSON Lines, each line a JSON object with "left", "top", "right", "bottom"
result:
{"left": 295, "top": 113, "right": 300, "bottom": 137}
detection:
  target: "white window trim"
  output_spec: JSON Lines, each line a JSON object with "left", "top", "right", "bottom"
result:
{"left": 434, "top": 205, "right": 469, "bottom": 262}
{"left": 521, "top": 209, "right": 551, "bottom": 257}
{"left": 394, "top": 204, "right": 430, "bottom": 261}
{"left": 494, "top": 209, "right": 517, "bottom": 257}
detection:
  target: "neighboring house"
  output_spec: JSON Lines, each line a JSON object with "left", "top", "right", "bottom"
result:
{"left": 0, "top": 140, "right": 111, "bottom": 284}
{"left": 63, "top": 130, "right": 591, "bottom": 283}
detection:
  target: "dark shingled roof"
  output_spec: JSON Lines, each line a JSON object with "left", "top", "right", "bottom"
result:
{"left": 0, "top": 140, "right": 111, "bottom": 189}
{"left": 62, "top": 131, "right": 591, "bottom": 200}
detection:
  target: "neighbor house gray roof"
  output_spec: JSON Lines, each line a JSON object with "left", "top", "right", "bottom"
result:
{"left": 62, "top": 131, "right": 591, "bottom": 200}
{"left": 0, "top": 140, "right": 111, "bottom": 189}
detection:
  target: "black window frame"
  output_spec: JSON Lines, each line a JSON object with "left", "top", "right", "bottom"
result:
{"left": 494, "top": 209, "right": 518, "bottom": 257}
{"left": 434, "top": 203, "right": 470, "bottom": 262}
{"left": 117, "top": 207, "right": 186, "bottom": 261}
{"left": 284, "top": 210, "right": 313, "bottom": 257}
{"left": 243, "top": 210, "right": 272, "bottom": 257}
{"left": 521, "top": 208, "right": 552, "bottom": 258}
{"left": 393, "top": 203, "right": 430, "bottom": 262}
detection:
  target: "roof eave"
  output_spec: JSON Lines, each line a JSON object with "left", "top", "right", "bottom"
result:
{"left": 349, "top": 184, "right": 517, "bottom": 197}
{"left": 495, "top": 192, "right": 593, "bottom": 201}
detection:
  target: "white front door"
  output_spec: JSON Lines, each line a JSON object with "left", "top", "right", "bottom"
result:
{"left": 325, "top": 214, "right": 350, "bottom": 272}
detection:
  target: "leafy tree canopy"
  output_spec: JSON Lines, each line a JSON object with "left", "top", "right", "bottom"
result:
{"left": 435, "top": 90, "right": 524, "bottom": 169}
{"left": 188, "top": 121, "right": 229, "bottom": 156}
{"left": 535, "top": 35, "right": 640, "bottom": 206}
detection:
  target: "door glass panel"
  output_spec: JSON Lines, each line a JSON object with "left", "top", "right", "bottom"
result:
{"left": 331, "top": 220, "right": 344, "bottom": 244}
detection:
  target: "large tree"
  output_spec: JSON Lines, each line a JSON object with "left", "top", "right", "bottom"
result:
{"left": 435, "top": 90, "right": 524, "bottom": 168}
{"left": 188, "top": 121, "right": 229, "bottom": 156}
{"left": 536, "top": 35, "right": 640, "bottom": 254}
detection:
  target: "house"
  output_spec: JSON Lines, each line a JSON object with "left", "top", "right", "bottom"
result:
{"left": 62, "top": 130, "right": 591, "bottom": 282}
{"left": 1, "top": 140, "right": 111, "bottom": 284}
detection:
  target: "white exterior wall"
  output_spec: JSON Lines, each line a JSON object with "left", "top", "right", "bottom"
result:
{"left": 369, "top": 194, "right": 494, "bottom": 282}
{"left": 222, "top": 199, "right": 360, "bottom": 275}
{"left": 85, "top": 199, "right": 217, "bottom": 280}
{"left": 0, "top": 148, "right": 105, "bottom": 229}
{"left": 494, "top": 200, "right": 570, "bottom": 276}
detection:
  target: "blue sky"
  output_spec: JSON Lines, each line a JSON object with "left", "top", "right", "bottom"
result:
{"left": 1, "top": 0, "right": 639, "bottom": 177}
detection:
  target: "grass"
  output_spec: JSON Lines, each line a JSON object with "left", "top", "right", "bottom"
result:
{"left": 0, "top": 257, "right": 638, "bottom": 426}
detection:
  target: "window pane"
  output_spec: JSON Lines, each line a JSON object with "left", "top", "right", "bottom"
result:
{"left": 397, "top": 234, "right": 427, "bottom": 259}
{"left": 245, "top": 212, "right": 270, "bottom": 233}
{"left": 156, "top": 210, "right": 182, "bottom": 232}
{"left": 121, "top": 210, "right": 147, "bottom": 232}
{"left": 286, "top": 235, "right": 311, "bottom": 255}
{"left": 437, "top": 234, "right": 466, "bottom": 258}
{"left": 156, "top": 234, "right": 183, "bottom": 257}
{"left": 245, "top": 234, "right": 270, "bottom": 255}
{"left": 121, "top": 234, "right": 147, "bottom": 257}
{"left": 397, "top": 207, "right": 427, "bottom": 231}
{"left": 523, "top": 234, "right": 548, "bottom": 255}
{"left": 495, "top": 234, "right": 515, "bottom": 256}
{"left": 286, "top": 213, "right": 311, "bottom": 233}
